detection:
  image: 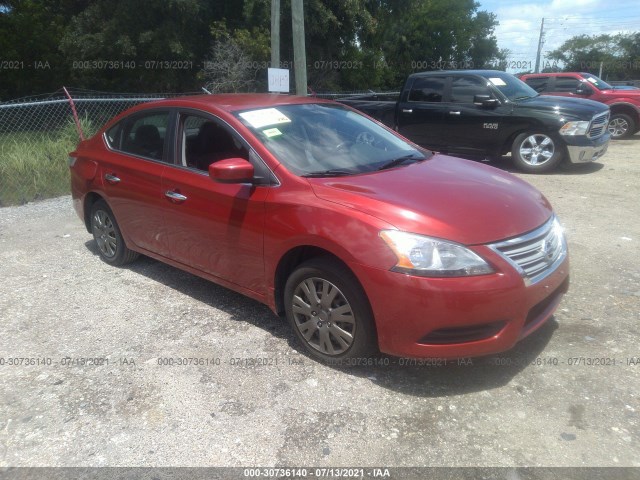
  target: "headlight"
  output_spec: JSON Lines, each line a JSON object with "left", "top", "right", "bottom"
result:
{"left": 379, "top": 230, "right": 494, "bottom": 277}
{"left": 559, "top": 121, "right": 589, "bottom": 136}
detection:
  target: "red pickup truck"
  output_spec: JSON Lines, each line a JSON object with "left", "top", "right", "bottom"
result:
{"left": 519, "top": 72, "right": 640, "bottom": 139}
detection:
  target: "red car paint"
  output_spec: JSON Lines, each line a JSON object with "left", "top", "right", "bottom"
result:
{"left": 70, "top": 94, "right": 569, "bottom": 359}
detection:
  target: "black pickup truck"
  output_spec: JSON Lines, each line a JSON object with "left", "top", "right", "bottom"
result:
{"left": 340, "top": 70, "right": 611, "bottom": 172}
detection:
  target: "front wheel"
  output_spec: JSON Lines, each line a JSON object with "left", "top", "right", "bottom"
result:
{"left": 608, "top": 113, "right": 635, "bottom": 139}
{"left": 90, "top": 200, "right": 139, "bottom": 266}
{"left": 284, "top": 257, "right": 377, "bottom": 363}
{"left": 511, "top": 132, "right": 564, "bottom": 173}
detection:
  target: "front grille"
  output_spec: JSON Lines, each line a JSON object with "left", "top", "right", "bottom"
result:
{"left": 489, "top": 216, "right": 567, "bottom": 285}
{"left": 588, "top": 111, "right": 609, "bottom": 138}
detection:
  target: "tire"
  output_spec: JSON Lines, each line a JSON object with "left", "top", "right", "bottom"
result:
{"left": 608, "top": 113, "right": 635, "bottom": 139}
{"left": 511, "top": 132, "right": 564, "bottom": 173}
{"left": 284, "top": 257, "right": 377, "bottom": 363}
{"left": 89, "top": 199, "right": 139, "bottom": 266}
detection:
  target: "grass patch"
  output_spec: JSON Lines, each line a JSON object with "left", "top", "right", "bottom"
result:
{"left": 0, "top": 118, "right": 97, "bottom": 207}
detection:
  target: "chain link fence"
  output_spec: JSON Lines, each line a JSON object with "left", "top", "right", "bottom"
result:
{"left": 0, "top": 88, "right": 400, "bottom": 207}
{"left": 0, "top": 88, "right": 198, "bottom": 206}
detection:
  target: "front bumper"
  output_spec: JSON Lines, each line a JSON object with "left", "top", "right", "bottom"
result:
{"left": 352, "top": 247, "right": 570, "bottom": 359}
{"left": 565, "top": 133, "right": 610, "bottom": 163}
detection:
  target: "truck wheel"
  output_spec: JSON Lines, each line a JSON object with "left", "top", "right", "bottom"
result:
{"left": 608, "top": 113, "right": 635, "bottom": 139}
{"left": 512, "top": 132, "right": 563, "bottom": 173}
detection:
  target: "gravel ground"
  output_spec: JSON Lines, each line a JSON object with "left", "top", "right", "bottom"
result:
{"left": 0, "top": 137, "right": 639, "bottom": 469}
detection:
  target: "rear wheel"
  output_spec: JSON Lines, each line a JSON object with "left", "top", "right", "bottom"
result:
{"left": 512, "top": 132, "right": 563, "bottom": 173}
{"left": 284, "top": 257, "right": 377, "bottom": 363}
{"left": 90, "top": 200, "right": 139, "bottom": 266}
{"left": 608, "top": 113, "right": 635, "bottom": 139}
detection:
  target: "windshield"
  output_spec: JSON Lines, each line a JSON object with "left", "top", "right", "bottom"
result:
{"left": 235, "top": 103, "right": 427, "bottom": 177}
{"left": 581, "top": 73, "right": 613, "bottom": 90}
{"left": 487, "top": 72, "right": 538, "bottom": 101}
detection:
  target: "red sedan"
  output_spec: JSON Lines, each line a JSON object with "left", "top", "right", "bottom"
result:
{"left": 69, "top": 94, "right": 569, "bottom": 362}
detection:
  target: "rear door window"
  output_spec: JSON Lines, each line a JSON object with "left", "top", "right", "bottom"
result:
{"left": 524, "top": 77, "right": 550, "bottom": 93}
{"left": 117, "top": 111, "right": 171, "bottom": 161}
{"left": 409, "top": 77, "right": 447, "bottom": 102}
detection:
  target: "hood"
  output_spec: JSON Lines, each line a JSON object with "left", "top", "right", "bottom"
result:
{"left": 600, "top": 88, "right": 640, "bottom": 98}
{"left": 515, "top": 95, "right": 608, "bottom": 119}
{"left": 309, "top": 155, "right": 553, "bottom": 245}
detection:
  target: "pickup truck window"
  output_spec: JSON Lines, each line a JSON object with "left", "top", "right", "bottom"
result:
{"left": 409, "top": 77, "right": 446, "bottom": 102}
{"left": 555, "top": 77, "right": 581, "bottom": 92}
{"left": 524, "top": 77, "right": 549, "bottom": 93}
{"left": 451, "top": 76, "right": 490, "bottom": 103}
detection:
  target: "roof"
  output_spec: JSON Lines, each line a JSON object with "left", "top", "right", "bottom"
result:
{"left": 141, "top": 93, "right": 333, "bottom": 113}
{"left": 409, "top": 69, "right": 512, "bottom": 78}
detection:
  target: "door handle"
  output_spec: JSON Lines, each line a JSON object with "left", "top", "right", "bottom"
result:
{"left": 104, "top": 173, "right": 121, "bottom": 184}
{"left": 402, "top": 109, "right": 413, "bottom": 113}
{"left": 165, "top": 190, "right": 187, "bottom": 202}
{"left": 449, "top": 111, "right": 461, "bottom": 115}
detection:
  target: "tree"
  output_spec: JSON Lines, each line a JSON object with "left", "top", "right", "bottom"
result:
{"left": 547, "top": 33, "right": 640, "bottom": 80}
{"left": 200, "top": 21, "right": 270, "bottom": 93}
{"left": 0, "top": 0, "right": 508, "bottom": 98}
{"left": 59, "top": 0, "right": 215, "bottom": 92}
{"left": 0, "top": 1, "right": 73, "bottom": 99}
{"left": 358, "top": 0, "right": 505, "bottom": 88}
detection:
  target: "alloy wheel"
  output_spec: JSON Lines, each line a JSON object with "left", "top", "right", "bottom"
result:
{"left": 291, "top": 277, "right": 356, "bottom": 356}
{"left": 608, "top": 117, "right": 629, "bottom": 138}
{"left": 92, "top": 210, "right": 117, "bottom": 258}
{"left": 519, "top": 134, "right": 555, "bottom": 165}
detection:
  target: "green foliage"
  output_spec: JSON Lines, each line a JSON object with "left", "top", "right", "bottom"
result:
{"left": 360, "top": 0, "right": 503, "bottom": 86}
{"left": 0, "top": 118, "right": 92, "bottom": 206}
{"left": 548, "top": 33, "right": 640, "bottom": 80}
{"left": 1, "top": 0, "right": 506, "bottom": 97}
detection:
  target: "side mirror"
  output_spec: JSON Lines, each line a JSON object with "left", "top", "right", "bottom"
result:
{"left": 576, "top": 85, "right": 592, "bottom": 95}
{"left": 473, "top": 95, "right": 499, "bottom": 108}
{"left": 209, "top": 158, "right": 255, "bottom": 184}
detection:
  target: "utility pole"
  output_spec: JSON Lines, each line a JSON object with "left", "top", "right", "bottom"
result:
{"left": 534, "top": 17, "right": 545, "bottom": 73}
{"left": 599, "top": 61, "right": 603, "bottom": 78}
{"left": 270, "top": 0, "right": 280, "bottom": 69}
{"left": 291, "top": 0, "right": 307, "bottom": 96}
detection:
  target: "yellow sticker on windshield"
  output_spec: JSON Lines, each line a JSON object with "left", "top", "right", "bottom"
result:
{"left": 239, "top": 108, "right": 291, "bottom": 129}
{"left": 263, "top": 128, "right": 282, "bottom": 138}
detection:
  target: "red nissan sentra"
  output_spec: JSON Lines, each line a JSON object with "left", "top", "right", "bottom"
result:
{"left": 69, "top": 94, "right": 569, "bottom": 363}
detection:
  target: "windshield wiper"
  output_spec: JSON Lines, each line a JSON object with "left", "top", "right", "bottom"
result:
{"left": 513, "top": 94, "right": 537, "bottom": 101}
{"left": 377, "top": 154, "right": 424, "bottom": 171}
{"left": 301, "top": 169, "right": 354, "bottom": 178}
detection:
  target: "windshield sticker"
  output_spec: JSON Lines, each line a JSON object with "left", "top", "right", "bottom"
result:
{"left": 489, "top": 77, "right": 507, "bottom": 86}
{"left": 586, "top": 77, "right": 597, "bottom": 84}
{"left": 263, "top": 127, "right": 283, "bottom": 138}
{"left": 239, "top": 108, "right": 291, "bottom": 129}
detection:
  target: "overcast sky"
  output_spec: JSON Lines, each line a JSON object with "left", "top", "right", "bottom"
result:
{"left": 478, "top": 0, "right": 640, "bottom": 71}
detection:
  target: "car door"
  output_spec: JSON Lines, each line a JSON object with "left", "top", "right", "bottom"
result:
{"left": 160, "top": 111, "right": 272, "bottom": 294}
{"left": 397, "top": 75, "right": 448, "bottom": 149}
{"left": 99, "top": 109, "right": 174, "bottom": 256}
{"left": 441, "top": 75, "right": 504, "bottom": 156}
